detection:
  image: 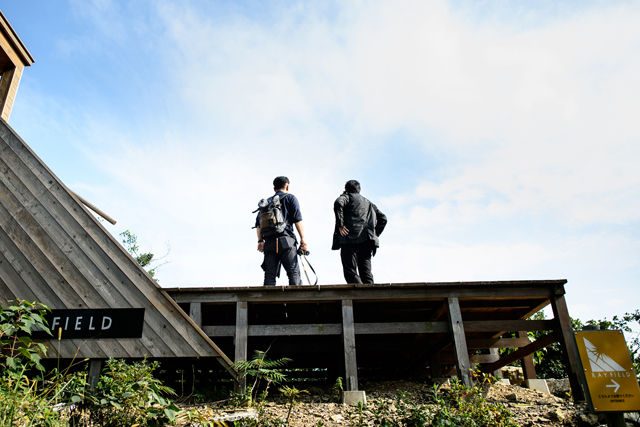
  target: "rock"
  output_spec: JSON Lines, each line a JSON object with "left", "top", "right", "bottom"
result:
{"left": 501, "top": 366, "right": 525, "bottom": 385}
{"left": 579, "top": 413, "right": 600, "bottom": 425}
{"left": 505, "top": 393, "right": 519, "bottom": 401}
{"left": 330, "top": 414, "right": 343, "bottom": 422}
{"left": 546, "top": 378, "right": 571, "bottom": 396}
{"left": 546, "top": 408, "right": 565, "bottom": 422}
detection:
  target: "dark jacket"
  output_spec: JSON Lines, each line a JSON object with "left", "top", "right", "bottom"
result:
{"left": 332, "top": 192, "right": 387, "bottom": 250}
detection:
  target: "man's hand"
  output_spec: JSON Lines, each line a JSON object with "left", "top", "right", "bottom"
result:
{"left": 299, "top": 238, "right": 308, "bottom": 251}
{"left": 339, "top": 226, "right": 349, "bottom": 237}
{"left": 257, "top": 242, "right": 264, "bottom": 253}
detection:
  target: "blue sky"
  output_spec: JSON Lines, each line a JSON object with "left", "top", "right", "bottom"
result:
{"left": 2, "top": 0, "right": 639, "bottom": 323}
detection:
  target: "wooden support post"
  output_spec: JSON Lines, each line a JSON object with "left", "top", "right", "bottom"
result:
{"left": 0, "top": 67, "right": 16, "bottom": 121}
{"left": 517, "top": 331, "right": 537, "bottom": 379}
{"left": 189, "top": 303, "right": 202, "bottom": 327}
{"left": 235, "top": 301, "right": 248, "bottom": 393}
{"left": 342, "top": 300, "right": 358, "bottom": 391}
{"left": 489, "top": 348, "right": 502, "bottom": 378}
{"left": 88, "top": 359, "right": 104, "bottom": 392}
{"left": 550, "top": 293, "right": 586, "bottom": 401}
{"left": 446, "top": 297, "right": 472, "bottom": 387}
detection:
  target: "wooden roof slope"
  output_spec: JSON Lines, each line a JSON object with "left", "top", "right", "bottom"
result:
{"left": 0, "top": 118, "right": 234, "bottom": 376}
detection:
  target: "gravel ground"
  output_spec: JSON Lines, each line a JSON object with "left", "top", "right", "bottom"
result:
{"left": 177, "top": 381, "right": 640, "bottom": 426}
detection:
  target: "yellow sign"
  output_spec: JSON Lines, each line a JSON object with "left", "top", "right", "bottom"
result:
{"left": 575, "top": 330, "right": 640, "bottom": 412}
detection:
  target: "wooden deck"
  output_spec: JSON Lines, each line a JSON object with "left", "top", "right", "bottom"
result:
{"left": 165, "top": 280, "right": 585, "bottom": 399}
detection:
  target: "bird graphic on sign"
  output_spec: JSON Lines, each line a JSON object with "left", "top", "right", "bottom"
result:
{"left": 583, "top": 337, "right": 626, "bottom": 372}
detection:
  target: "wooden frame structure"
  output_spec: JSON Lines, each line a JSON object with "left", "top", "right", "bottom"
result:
{"left": 0, "top": 11, "right": 34, "bottom": 122}
{"left": 166, "top": 280, "right": 585, "bottom": 400}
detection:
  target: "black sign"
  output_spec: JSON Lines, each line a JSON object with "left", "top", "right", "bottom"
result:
{"left": 33, "top": 308, "right": 145, "bottom": 339}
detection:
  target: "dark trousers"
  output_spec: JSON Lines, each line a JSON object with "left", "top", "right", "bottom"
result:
{"left": 340, "top": 242, "right": 374, "bottom": 284}
{"left": 262, "top": 236, "right": 301, "bottom": 286}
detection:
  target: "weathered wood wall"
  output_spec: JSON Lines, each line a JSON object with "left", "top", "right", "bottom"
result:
{"left": 0, "top": 118, "right": 234, "bottom": 377}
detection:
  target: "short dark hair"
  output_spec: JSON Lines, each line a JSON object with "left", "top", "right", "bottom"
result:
{"left": 273, "top": 176, "right": 290, "bottom": 190}
{"left": 345, "top": 180, "right": 360, "bottom": 193}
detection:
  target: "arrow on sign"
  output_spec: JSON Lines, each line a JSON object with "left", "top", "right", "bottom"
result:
{"left": 606, "top": 379, "right": 620, "bottom": 393}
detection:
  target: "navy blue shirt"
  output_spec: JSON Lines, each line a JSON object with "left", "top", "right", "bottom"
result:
{"left": 255, "top": 191, "right": 303, "bottom": 241}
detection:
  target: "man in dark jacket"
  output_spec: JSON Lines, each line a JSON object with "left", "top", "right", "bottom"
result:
{"left": 332, "top": 180, "right": 387, "bottom": 284}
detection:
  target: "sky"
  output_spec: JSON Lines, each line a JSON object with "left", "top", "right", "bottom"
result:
{"left": 2, "top": 0, "right": 639, "bottom": 323}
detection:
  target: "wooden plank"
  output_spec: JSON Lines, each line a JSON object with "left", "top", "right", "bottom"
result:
{"left": 202, "top": 322, "right": 449, "bottom": 337}
{"left": 356, "top": 321, "right": 449, "bottom": 334}
{"left": 446, "top": 297, "right": 472, "bottom": 387}
{"left": 189, "top": 303, "right": 202, "bottom": 327}
{"left": 469, "top": 354, "right": 500, "bottom": 364}
{"left": 0, "top": 142, "right": 152, "bottom": 358}
{"left": 517, "top": 331, "right": 537, "bottom": 379}
{"left": 167, "top": 285, "right": 552, "bottom": 304}
{"left": 0, "top": 68, "right": 16, "bottom": 121}
{"left": 0, "top": 200, "right": 134, "bottom": 358}
{"left": 0, "top": 274, "right": 16, "bottom": 302}
{"left": 202, "top": 325, "right": 235, "bottom": 336}
{"left": 489, "top": 349, "right": 502, "bottom": 378}
{"left": 165, "top": 279, "right": 567, "bottom": 295}
{"left": 463, "top": 319, "right": 555, "bottom": 332}
{"left": 88, "top": 359, "right": 103, "bottom": 392}
{"left": 480, "top": 331, "right": 559, "bottom": 374}
{"left": 550, "top": 294, "right": 585, "bottom": 401}
{"left": 466, "top": 337, "right": 531, "bottom": 349}
{"left": 235, "top": 302, "right": 248, "bottom": 392}
{"left": 342, "top": 300, "right": 358, "bottom": 391}
{"left": 0, "top": 226, "right": 85, "bottom": 357}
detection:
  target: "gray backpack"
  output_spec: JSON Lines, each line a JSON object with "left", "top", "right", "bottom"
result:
{"left": 253, "top": 194, "right": 289, "bottom": 238}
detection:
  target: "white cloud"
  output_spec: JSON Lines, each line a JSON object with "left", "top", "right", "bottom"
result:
{"left": 14, "top": 0, "right": 640, "bottom": 319}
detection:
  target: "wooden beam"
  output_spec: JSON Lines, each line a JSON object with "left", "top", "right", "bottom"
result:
{"left": 463, "top": 319, "right": 555, "bottom": 332}
{"left": 166, "top": 280, "right": 562, "bottom": 303}
{"left": 469, "top": 354, "right": 500, "bottom": 364}
{"left": 0, "top": 67, "right": 16, "bottom": 121}
{"left": 517, "top": 331, "right": 537, "bottom": 379}
{"left": 189, "top": 303, "right": 202, "bottom": 327}
{"left": 342, "top": 300, "right": 358, "bottom": 391}
{"left": 480, "top": 331, "right": 559, "bottom": 374}
{"left": 466, "top": 337, "right": 531, "bottom": 349}
{"left": 446, "top": 297, "right": 472, "bottom": 387}
{"left": 88, "top": 358, "right": 104, "bottom": 392}
{"left": 235, "top": 301, "right": 248, "bottom": 393}
{"left": 550, "top": 294, "right": 586, "bottom": 401}
{"left": 489, "top": 349, "right": 502, "bottom": 378}
{"left": 201, "top": 320, "right": 554, "bottom": 337}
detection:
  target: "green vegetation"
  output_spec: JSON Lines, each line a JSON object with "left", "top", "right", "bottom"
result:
{"left": 0, "top": 300, "right": 178, "bottom": 426}
{"left": 120, "top": 230, "right": 170, "bottom": 280}
{"left": 526, "top": 309, "right": 640, "bottom": 378}
{"left": 231, "top": 349, "right": 292, "bottom": 404}
{"left": 347, "top": 381, "right": 516, "bottom": 427}
{"left": 77, "top": 358, "right": 179, "bottom": 426}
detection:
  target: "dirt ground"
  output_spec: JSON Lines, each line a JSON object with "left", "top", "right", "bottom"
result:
{"left": 178, "top": 380, "right": 640, "bottom": 427}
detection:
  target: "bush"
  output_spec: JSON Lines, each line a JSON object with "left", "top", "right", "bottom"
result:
{"left": 0, "top": 300, "right": 67, "bottom": 427}
{"left": 0, "top": 300, "right": 179, "bottom": 427}
{"left": 79, "top": 358, "right": 179, "bottom": 426}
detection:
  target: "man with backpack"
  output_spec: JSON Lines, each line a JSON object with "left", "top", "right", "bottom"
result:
{"left": 255, "top": 176, "right": 308, "bottom": 286}
{"left": 332, "top": 180, "right": 387, "bottom": 284}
